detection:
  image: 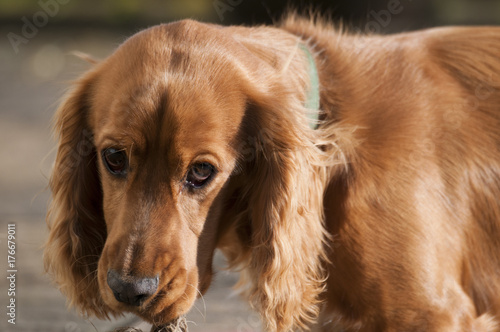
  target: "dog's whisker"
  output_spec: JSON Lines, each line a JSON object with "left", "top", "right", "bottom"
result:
{"left": 185, "top": 283, "right": 206, "bottom": 320}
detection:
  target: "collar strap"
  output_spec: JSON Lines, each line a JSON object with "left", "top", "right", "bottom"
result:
{"left": 300, "top": 44, "right": 320, "bottom": 130}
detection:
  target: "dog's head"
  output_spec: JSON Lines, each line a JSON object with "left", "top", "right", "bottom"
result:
{"left": 44, "top": 19, "right": 329, "bottom": 330}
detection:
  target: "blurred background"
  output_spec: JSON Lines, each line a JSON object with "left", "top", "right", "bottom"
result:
{"left": 0, "top": 1, "right": 499, "bottom": 331}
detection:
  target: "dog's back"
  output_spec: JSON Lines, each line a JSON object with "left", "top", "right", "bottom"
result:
{"left": 429, "top": 27, "right": 500, "bottom": 318}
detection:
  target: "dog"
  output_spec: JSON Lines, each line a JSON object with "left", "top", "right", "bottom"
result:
{"left": 44, "top": 15, "right": 500, "bottom": 331}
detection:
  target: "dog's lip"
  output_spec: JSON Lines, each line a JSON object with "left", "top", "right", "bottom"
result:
{"left": 140, "top": 307, "right": 183, "bottom": 329}
{"left": 138, "top": 288, "right": 180, "bottom": 317}
{"left": 142, "top": 289, "right": 163, "bottom": 308}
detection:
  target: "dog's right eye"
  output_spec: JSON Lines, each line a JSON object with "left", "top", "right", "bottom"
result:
{"left": 102, "top": 148, "right": 128, "bottom": 176}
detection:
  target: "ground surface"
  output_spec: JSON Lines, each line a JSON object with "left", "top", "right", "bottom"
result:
{"left": 0, "top": 27, "right": 260, "bottom": 332}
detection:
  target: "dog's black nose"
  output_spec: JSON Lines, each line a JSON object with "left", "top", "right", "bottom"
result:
{"left": 107, "top": 269, "right": 159, "bottom": 306}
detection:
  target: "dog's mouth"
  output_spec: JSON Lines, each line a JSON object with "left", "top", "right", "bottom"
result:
{"left": 132, "top": 288, "right": 192, "bottom": 326}
{"left": 102, "top": 260, "right": 200, "bottom": 325}
{"left": 113, "top": 272, "right": 199, "bottom": 329}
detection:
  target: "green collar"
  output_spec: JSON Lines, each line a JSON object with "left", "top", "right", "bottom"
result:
{"left": 300, "top": 44, "right": 320, "bottom": 129}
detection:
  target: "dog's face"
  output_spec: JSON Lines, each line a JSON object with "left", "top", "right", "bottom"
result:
{"left": 89, "top": 23, "right": 247, "bottom": 323}
{"left": 46, "top": 19, "right": 326, "bottom": 330}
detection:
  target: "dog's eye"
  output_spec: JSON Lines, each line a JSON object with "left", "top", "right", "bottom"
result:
{"left": 102, "top": 148, "right": 128, "bottom": 176}
{"left": 186, "top": 162, "right": 215, "bottom": 189}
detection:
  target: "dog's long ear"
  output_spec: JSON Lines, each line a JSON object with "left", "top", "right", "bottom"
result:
{"left": 232, "top": 32, "right": 332, "bottom": 331}
{"left": 244, "top": 93, "right": 329, "bottom": 332}
{"left": 44, "top": 70, "right": 111, "bottom": 318}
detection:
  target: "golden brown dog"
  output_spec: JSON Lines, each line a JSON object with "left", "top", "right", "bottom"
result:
{"left": 45, "top": 16, "right": 500, "bottom": 331}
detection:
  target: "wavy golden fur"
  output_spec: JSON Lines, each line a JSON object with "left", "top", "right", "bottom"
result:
{"left": 45, "top": 15, "right": 500, "bottom": 331}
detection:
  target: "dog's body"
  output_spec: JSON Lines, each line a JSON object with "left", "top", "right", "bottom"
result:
{"left": 45, "top": 16, "right": 500, "bottom": 331}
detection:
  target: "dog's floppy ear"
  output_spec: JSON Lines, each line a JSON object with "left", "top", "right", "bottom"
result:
{"left": 232, "top": 35, "right": 332, "bottom": 330}
{"left": 244, "top": 92, "right": 329, "bottom": 331}
{"left": 44, "top": 70, "right": 112, "bottom": 318}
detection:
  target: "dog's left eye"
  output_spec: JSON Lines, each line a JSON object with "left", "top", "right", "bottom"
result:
{"left": 186, "top": 162, "right": 215, "bottom": 189}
